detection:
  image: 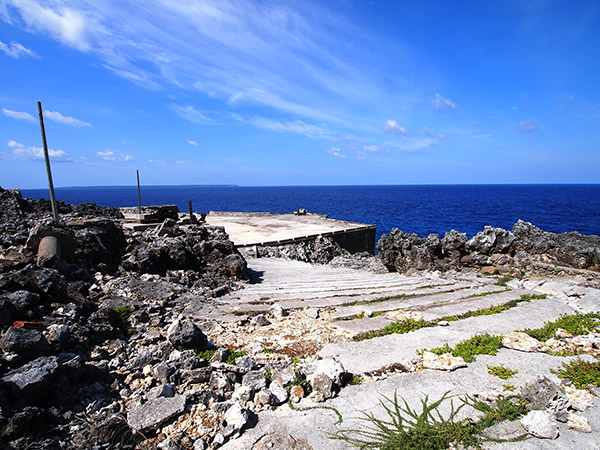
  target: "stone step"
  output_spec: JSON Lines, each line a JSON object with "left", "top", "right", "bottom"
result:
{"left": 331, "top": 288, "right": 538, "bottom": 334}
{"left": 319, "top": 297, "right": 576, "bottom": 374}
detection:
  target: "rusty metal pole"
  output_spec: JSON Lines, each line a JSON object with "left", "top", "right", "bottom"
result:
{"left": 136, "top": 170, "right": 142, "bottom": 215}
{"left": 188, "top": 199, "right": 196, "bottom": 223}
{"left": 37, "top": 101, "right": 59, "bottom": 221}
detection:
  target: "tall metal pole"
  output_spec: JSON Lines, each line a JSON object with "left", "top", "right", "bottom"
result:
{"left": 37, "top": 101, "right": 59, "bottom": 221}
{"left": 136, "top": 170, "right": 142, "bottom": 215}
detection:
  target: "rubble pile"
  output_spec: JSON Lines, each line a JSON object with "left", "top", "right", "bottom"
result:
{"left": 2, "top": 187, "right": 349, "bottom": 449}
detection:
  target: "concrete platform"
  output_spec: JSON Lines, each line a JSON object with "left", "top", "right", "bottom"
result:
{"left": 205, "top": 212, "right": 376, "bottom": 253}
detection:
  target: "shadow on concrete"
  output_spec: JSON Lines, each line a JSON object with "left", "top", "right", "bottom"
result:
{"left": 247, "top": 268, "right": 265, "bottom": 284}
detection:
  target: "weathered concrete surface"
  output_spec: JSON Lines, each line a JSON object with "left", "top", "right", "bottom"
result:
{"left": 205, "top": 213, "right": 376, "bottom": 252}
{"left": 222, "top": 350, "right": 600, "bottom": 450}
{"left": 320, "top": 297, "right": 575, "bottom": 374}
{"left": 215, "top": 257, "right": 599, "bottom": 449}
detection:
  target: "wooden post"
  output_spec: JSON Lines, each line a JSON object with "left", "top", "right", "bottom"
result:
{"left": 37, "top": 101, "right": 59, "bottom": 221}
{"left": 136, "top": 170, "right": 142, "bottom": 215}
{"left": 188, "top": 199, "right": 196, "bottom": 223}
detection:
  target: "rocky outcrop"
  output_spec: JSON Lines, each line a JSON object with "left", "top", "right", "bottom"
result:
{"left": 0, "top": 187, "right": 257, "bottom": 449}
{"left": 377, "top": 220, "right": 600, "bottom": 274}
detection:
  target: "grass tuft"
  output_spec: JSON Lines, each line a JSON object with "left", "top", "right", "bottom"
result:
{"left": 521, "top": 312, "right": 600, "bottom": 342}
{"left": 487, "top": 365, "right": 518, "bottom": 380}
{"left": 332, "top": 391, "right": 528, "bottom": 449}
{"left": 552, "top": 358, "right": 600, "bottom": 389}
{"left": 427, "top": 334, "right": 503, "bottom": 363}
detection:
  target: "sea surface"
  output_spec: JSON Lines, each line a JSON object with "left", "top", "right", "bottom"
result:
{"left": 21, "top": 184, "right": 600, "bottom": 242}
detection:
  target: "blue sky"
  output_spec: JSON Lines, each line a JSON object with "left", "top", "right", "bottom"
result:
{"left": 1, "top": 0, "right": 599, "bottom": 188}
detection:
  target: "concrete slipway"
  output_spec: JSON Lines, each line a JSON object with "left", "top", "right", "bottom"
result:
{"left": 215, "top": 257, "right": 600, "bottom": 450}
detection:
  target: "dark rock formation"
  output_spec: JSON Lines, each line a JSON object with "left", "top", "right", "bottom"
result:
{"left": 377, "top": 220, "right": 600, "bottom": 274}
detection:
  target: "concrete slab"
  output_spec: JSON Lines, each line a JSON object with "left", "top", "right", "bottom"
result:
{"left": 319, "top": 297, "right": 576, "bottom": 374}
{"left": 205, "top": 212, "right": 375, "bottom": 248}
{"left": 222, "top": 349, "right": 599, "bottom": 450}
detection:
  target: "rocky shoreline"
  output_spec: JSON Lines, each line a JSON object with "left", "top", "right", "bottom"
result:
{"left": 0, "top": 186, "right": 599, "bottom": 449}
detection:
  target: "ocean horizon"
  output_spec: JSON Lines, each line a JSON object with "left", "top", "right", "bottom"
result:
{"left": 21, "top": 184, "right": 600, "bottom": 241}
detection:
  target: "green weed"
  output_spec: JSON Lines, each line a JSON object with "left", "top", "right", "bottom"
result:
{"left": 552, "top": 358, "right": 600, "bottom": 389}
{"left": 487, "top": 365, "right": 518, "bottom": 380}
{"left": 332, "top": 391, "right": 528, "bottom": 449}
{"left": 522, "top": 312, "right": 600, "bottom": 342}
{"left": 111, "top": 305, "right": 134, "bottom": 323}
{"left": 427, "top": 334, "right": 503, "bottom": 363}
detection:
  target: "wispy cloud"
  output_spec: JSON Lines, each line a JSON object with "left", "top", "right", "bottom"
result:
{"left": 382, "top": 119, "right": 407, "bottom": 134}
{"left": 1, "top": 140, "right": 71, "bottom": 161}
{"left": 187, "top": 139, "right": 199, "bottom": 146}
{"left": 0, "top": 1, "right": 388, "bottom": 126}
{"left": 96, "top": 150, "right": 134, "bottom": 161}
{"left": 2, "top": 108, "right": 36, "bottom": 123}
{"left": 431, "top": 92, "right": 458, "bottom": 112}
{"left": 171, "top": 105, "right": 213, "bottom": 124}
{"left": 44, "top": 110, "right": 92, "bottom": 127}
{"left": 0, "top": 40, "right": 38, "bottom": 58}
{"left": 237, "top": 115, "right": 337, "bottom": 140}
{"left": 518, "top": 120, "right": 538, "bottom": 133}
{"left": 326, "top": 146, "right": 346, "bottom": 159}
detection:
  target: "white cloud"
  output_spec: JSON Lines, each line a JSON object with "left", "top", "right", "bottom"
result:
{"left": 2, "top": 108, "right": 36, "bottom": 123}
{"left": 326, "top": 147, "right": 346, "bottom": 159}
{"left": 382, "top": 119, "right": 407, "bottom": 134}
{"left": 1, "top": 1, "right": 92, "bottom": 51}
{"left": 187, "top": 139, "right": 199, "bottom": 146}
{"left": 2, "top": 140, "right": 71, "bottom": 161}
{"left": 44, "top": 110, "right": 92, "bottom": 127}
{"left": 97, "top": 150, "right": 115, "bottom": 161}
{"left": 431, "top": 93, "right": 458, "bottom": 112}
{"left": 171, "top": 105, "right": 213, "bottom": 124}
{"left": 518, "top": 120, "right": 538, "bottom": 133}
{"left": 96, "top": 150, "right": 134, "bottom": 161}
{"left": 0, "top": 1, "right": 386, "bottom": 125}
{"left": 0, "top": 40, "right": 38, "bottom": 58}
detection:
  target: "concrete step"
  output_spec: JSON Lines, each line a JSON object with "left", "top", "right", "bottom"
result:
{"left": 319, "top": 296, "right": 576, "bottom": 375}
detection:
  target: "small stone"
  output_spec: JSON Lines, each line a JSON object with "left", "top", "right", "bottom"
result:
{"left": 0, "top": 327, "right": 50, "bottom": 360}
{"left": 437, "top": 320, "right": 449, "bottom": 326}
{"left": 422, "top": 351, "right": 467, "bottom": 371}
{"left": 271, "top": 364, "right": 297, "bottom": 386}
{"left": 232, "top": 385, "right": 253, "bottom": 403}
{"left": 166, "top": 317, "right": 207, "bottom": 351}
{"left": 268, "top": 382, "right": 288, "bottom": 405}
{"left": 252, "top": 314, "right": 271, "bottom": 327}
{"left": 304, "top": 307, "right": 319, "bottom": 319}
{"left": 481, "top": 420, "right": 527, "bottom": 441}
{"left": 563, "top": 385, "right": 595, "bottom": 411}
{"left": 289, "top": 385, "right": 304, "bottom": 401}
{"left": 502, "top": 332, "right": 544, "bottom": 352}
{"left": 566, "top": 413, "right": 591, "bottom": 433}
{"left": 520, "top": 410, "right": 559, "bottom": 439}
{"left": 254, "top": 387, "right": 274, "bottom": 406}
{"left": 242, "top": 370, "right": 267, "bottom": 392}
{"left": 269, "top": 304, "right": 287, "bottom": 320}
{"left": 310, "top": 373, "right": 334, "bottom": 402}
{"left": 127, "top": 395, "right": 186, "bottom": 432}
{"left": 209, "top": 347, "right": 231, "bottom": 363}
{"left": 310, "top": 357, "right": 345, "bottom": 385}
{"left": 224, "top": 401, "right": 249, "bottom": 430}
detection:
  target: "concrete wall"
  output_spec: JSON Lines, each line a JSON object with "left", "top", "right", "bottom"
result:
{"left": 329, "top": 226, "right": 376, "bottom": 255}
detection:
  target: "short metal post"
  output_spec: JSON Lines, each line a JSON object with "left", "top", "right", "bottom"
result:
{"left": 136, "top": 170, "right": 142, "bottom": 215}
{"left": 37, "top": 101, "right": 59, "bottom": 221}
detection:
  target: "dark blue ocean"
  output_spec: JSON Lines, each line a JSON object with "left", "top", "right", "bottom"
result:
{"left": 21, "top": 185, "right": 600, "bottom": 241}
